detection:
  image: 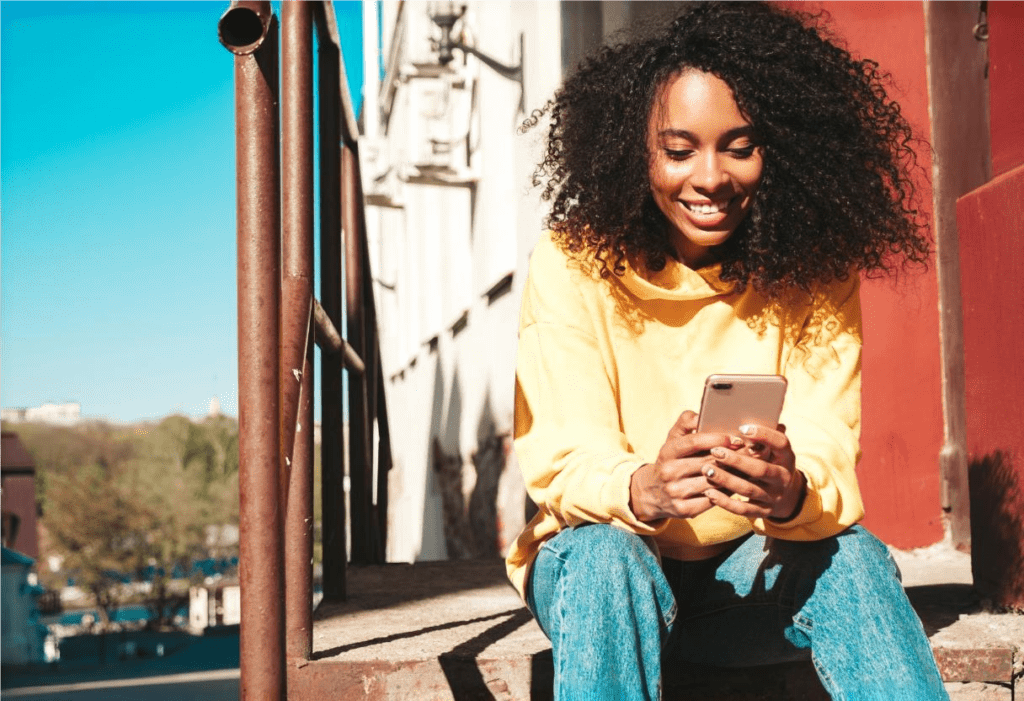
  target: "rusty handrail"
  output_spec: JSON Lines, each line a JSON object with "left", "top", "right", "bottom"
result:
{"left": 220, "top": 1, "right": 286, "bottom": 698}
{"left": 281, "top": 0, "right": 315, "bottom": 664}
{"left": 312, "top": 1, "right": 390, "bottom": 568}
{"left": 313, "top": 299, "right": 365, "bottom": 373}
{"left": 312, "top": 2, "right": 348, "bottom": 605}
{"left": 218, "top": 0, "right": 273, "bottom": 55}
{"left": 318, "top": 0, "right": 362, "bottom": 147}
{"left": 223, "top": 1, "right": 392, "bottom": 696}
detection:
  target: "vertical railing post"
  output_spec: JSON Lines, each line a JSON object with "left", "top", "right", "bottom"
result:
{"left": 218, "top": 1, "right": 285, "bottom": 698}
{"left": 374, "top": 342, "right": 392, "bottom": 552}
{"left": 344, "top": 143, "right": 374, "bottom": 564}
{"left": 281, "top": 0, "right": 314, "bottom": 661}
{"left": 355, "top": 167, "right": 387, "bottom": 563}
{"left": 315, "top": 7, "right": 347, "bottom": 601}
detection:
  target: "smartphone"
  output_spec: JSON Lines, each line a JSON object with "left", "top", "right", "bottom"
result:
{"left": 696, "top": 374, "right": 787, "bottom": 434}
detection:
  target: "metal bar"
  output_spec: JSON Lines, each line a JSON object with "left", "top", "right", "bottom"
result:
{"left": 218, "top": 0, "right": 273, "bottom": 55}
{"left": 374, "top": 339, "right": 392, "bottom": 556}
{"left": 318, "top": 0, "right": 361, "bottom": 146}
{"left": 358, "top": 179, "right": 385, "bottom": 562}
{"left": 219, "top": 1, "right": 285, "bottom": 698}
{"left": 313, "top": 299, "right": 366, "bottom": 373}
{"left": 314, "top": 3, "right": 347, "bottom": 602}
{"left": 281, "top": 0, "right": 314, "bottom": 663}
{"left": 344, "top": 142, "right": 373, "bottom": 564}
{"left": 922, "top": 1, "right": 987, "bottom": 549}
{"left": 316, "top": 0, "right": 393, "bottom": 568}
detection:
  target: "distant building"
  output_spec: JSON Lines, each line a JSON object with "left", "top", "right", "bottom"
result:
{"left": 1, "top": 432, "right": 40, "bottom": 559}
{"left": 0, "top": 408, "right": 25, "bottom": 423}
{"left": 189, "top": 582, "right": 241, "bottom": 633}
{"left": 1, "top": 402, "right": 81, "bottom": 426}
{"left": 1, "top": 546, "right": 48, "bottom": 665}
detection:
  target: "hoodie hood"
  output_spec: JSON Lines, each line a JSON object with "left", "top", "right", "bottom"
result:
{"left": 619, "top": 254, "right": 736, "bottom": 302}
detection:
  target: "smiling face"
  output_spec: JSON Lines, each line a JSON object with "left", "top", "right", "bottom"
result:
{"left": 647, "top": 70, "right": 764, "bottom": 268}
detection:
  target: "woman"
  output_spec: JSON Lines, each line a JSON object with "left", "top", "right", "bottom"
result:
{"left": 508, "top": 3, "right": 947, "bottom": 699}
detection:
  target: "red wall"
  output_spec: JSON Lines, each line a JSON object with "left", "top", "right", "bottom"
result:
{"left": 957, "top": 166, "right": 1024, "bottom": 607}
{"left": 781, "top": 2, "right": 945, "bottom": 547}
{"left": 988, "top": 2, "right": 1024, "bottom": 177}
{"left": 957, "top": 1, "right": 1024, "bottom": 609}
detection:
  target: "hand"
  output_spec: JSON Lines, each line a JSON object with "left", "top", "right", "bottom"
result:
{"left": 701, "top": 423, "right": 806, "bottom": 521}
{"left": 629, "top": 410, "right": 741, "bottom": 521}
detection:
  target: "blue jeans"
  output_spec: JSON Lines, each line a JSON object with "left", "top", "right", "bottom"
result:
{"left": 526, "top": 523, "right": 948, "bottom": 701}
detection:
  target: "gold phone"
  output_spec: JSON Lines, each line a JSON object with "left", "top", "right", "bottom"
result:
{"left": 696, "top": 374, "right": 787, "bottom": 434}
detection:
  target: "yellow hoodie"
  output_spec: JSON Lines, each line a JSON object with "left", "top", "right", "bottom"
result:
{"left": 506, "top": 232, "right": 865, "bottom": 599}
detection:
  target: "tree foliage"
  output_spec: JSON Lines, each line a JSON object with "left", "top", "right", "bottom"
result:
{"left": 5, "top": 415, "right": 239, "bottom": 627}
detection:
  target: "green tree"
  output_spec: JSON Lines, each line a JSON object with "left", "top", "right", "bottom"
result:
{"left": 8, "top": 415, "right": 240, "bottom": 629}
{"left": 43, "top": 458, "right": 152, "bottom": 624}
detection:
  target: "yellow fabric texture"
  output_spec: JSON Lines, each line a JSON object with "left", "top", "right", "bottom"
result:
{"left": 506, "top": 231, "right": 866, "bottom": 599}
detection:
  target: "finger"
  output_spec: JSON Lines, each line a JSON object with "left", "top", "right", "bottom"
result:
{"left": 661, "top": 431, "right": 744, "bottom": 461}
{"left": 738, "top": 423, "right": 791, "bottom": 452}
{"left": 659, "top": 455, "right": 730, "bottom": 481}
{"left": 667, "top": 410, "right": 700, "bottom": 439}
{"left": 708, "top": 446, "right": 778, "bottom": 482}
{"left": 746, "top": 442, "right": 773, "bottom": 462}
{"left": 704, "top": 489, "right": 771, "bottom": 519}
{"left": 671, "top": 494, "right": 715, "bottom": 519}
{"left": 679, "top": 410, "right": 700, "bottom": 433}
{"left": 662, "top": 473, "right": 714, "bottom": 500}
{"left": 702, "top": 462, "right": 772, "bottom": 504}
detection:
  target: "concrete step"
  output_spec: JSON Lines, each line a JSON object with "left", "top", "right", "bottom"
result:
{"left": 292, "top": 559, "right": 1022, "bottom": 700}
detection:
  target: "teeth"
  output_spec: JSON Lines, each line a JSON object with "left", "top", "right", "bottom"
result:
{"left": 688, "top": 201, "right": 728, "bottom": 215}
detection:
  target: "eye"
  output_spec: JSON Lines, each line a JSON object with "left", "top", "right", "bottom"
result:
{"left": 727, "top": 145, "right": 758, "bottom": 159}
{"left": 664, "top": 148, "right": 694, "bottom": 161}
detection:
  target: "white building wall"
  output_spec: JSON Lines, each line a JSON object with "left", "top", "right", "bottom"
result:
{"left": 361, "top": 1, "right": 638, "bottom": 563}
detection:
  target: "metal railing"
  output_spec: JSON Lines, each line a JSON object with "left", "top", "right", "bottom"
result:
{"left": 218, "top": 2, "right": 390, "bottom": 697}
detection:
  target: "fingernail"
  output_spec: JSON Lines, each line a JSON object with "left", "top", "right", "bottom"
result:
{"left": 730, "top": 435, "right": 744, "bottom": 446}
{"left": 711, "top": 447, "right": 726, "bottom": 458}
{"left": 705, "top": 467, "right": 716, "bottom": 479}
{"left": 740, "top": 424, "right": 756, "bottom": 436}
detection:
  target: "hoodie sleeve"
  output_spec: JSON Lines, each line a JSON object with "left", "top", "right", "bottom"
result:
{"left": 513, "top": 236, "right": 669, "bottom": 536}
{"left": 755, "top": 274, "right": 866, "bottom": 539}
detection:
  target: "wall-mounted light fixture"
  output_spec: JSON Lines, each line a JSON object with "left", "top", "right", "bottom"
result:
{"left": 428, "top": 2, "right": 523, "bottom": 85}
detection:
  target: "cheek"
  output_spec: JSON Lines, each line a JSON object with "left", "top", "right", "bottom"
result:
{"left": 742, "top": 157, "right": 765, "bottom": 191}
{"left": 648, "top": 160, "right": 680, "bottom": 197}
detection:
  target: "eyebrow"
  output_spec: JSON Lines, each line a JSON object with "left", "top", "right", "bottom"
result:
{"left": 656, "top": 126, "right": 757, "bottom": 141}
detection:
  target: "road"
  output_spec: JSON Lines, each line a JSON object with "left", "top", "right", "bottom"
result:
{"left": 2, "top": 669, "right": 240, "bottom": 700}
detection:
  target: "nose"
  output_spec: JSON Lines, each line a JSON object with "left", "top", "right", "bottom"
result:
{"left": 693, "top": 151, "right": 728, "bottom": 191}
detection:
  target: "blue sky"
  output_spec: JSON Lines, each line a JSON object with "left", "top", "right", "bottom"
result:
{"left": 2, "top": 1, "right": 363, "bottom": 423}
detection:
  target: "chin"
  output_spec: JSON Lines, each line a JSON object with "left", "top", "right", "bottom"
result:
{"left": 685, "top": 230, "right": 734, "bottom": 249}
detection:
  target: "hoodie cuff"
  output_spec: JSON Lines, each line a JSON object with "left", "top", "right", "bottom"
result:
{"left": 757, "top": 471, "right": 822, "bottom": 531}
{"left": 605, "top": 461, "right": 671, "bottom": 535}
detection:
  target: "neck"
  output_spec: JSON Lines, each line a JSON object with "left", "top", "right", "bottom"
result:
{"left": 672, "top": 237, "right": 717, "bottom": 269}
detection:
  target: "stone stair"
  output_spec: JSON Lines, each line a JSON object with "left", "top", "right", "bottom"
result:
{"left": 292, "top": 558, "right": 1022, "bottom": 700}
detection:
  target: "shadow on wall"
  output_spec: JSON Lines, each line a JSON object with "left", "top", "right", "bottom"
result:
{"left": 426, "top": 361, "right": 510, "bottom": 560}
{"left": 421, "top": 355, "right": 451, "bottom": 560}
{"left": 469, "top": 389, "right": 507, "bottom": 556}
{"left": 969, "top": 449, "right": 1024, "bottom": 610}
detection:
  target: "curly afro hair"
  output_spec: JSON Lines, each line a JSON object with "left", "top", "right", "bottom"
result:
{"left": 529, "top": 1, "right": 930, "bottom": 298}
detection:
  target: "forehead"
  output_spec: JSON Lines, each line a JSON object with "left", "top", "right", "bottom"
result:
{"left": 649, "top": 70, "right": 750, "bottom": 134}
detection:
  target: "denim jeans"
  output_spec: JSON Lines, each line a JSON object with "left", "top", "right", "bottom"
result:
{"left": 526, "top": 523, "right": 949, "bottom": 701}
